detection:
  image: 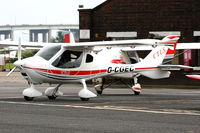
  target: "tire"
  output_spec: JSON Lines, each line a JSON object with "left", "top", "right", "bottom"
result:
{"left": 134, "top": 91, "right": 140, "bottom": 95}
{"left": 96, "top": 90, "right": 103, "bottom": 95}
{"left": 48, "top": 96, "right": 57, "bottom": 100}
{"left": 80, "top": 97, "right": 90, "bottom": 101}
{"left": 24, "top": 96, "right": 34, "bottom": 101}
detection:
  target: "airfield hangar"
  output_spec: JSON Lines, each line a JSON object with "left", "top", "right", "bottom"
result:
{"left": 79, "top": 0, "right": 200, "bottom": 68}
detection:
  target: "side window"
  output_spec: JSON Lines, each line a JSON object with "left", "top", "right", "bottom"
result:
{"left": 127, "top": 51, "right": 139, "bottom": 64}
{"left": 52, "top": 50, "right": 83, "bottom": 68}
{"left": 86, "top": 54, "right": 93, "bottom": 63}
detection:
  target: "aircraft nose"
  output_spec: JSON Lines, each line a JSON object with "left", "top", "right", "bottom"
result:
{"left": 14, "top": 60, "right": 24, "bottom": 67}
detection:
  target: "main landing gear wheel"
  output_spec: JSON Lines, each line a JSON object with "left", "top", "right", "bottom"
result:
{"left": 96, "top": 90, "right": 103, "bottom": 95}
{"left": 45, "top": 84, "right": 63, "bottom": 100}
{"left": 24, "top": 96, "right": 34, "bottom": 101}
{"left": 80, "top": 97, "right": 90, "bottom": 101}
{"left": 48, "top": 96, "right": 57, "bottom": 100}
{"left": 93, "top": 78, "right": 104, "bottom": 95}
{"left": 134, "top": 91, "right": 140, "bottom": 95}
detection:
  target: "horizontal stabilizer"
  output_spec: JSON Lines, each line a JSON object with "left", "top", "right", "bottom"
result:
{"left": 159, "top": 64, "right": 193, "bottom": 70}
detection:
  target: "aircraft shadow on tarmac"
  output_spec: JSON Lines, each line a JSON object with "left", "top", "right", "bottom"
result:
{"left": 0, "top": 93, "right": 200, "bottom": 113}
{"left": 0, "top": 93, "right": 154, "bottom": 103}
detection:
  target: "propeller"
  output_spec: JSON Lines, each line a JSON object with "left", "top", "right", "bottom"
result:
{"left": 6, "top": 38, "right": 22, "bottom": 76}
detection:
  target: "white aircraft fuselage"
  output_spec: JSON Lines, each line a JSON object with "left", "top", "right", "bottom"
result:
{"left": 15, "top": 44, "right": 170, "bottom": 85}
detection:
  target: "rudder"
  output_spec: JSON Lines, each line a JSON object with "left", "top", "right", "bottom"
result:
{"left": 158, "top": 35, "right": 180, "bottom": 64}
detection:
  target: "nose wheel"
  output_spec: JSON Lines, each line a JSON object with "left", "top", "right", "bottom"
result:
{"left": 78, "top": 79, "right": 97, "bottom": 101}
{"left": 23, "top": 84, "right": 42, "bottom": 101}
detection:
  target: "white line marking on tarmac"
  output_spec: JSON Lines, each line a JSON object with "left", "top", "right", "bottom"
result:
{"left": 0, "top": 100, "right": 199, "bottom": 116}
{"left": 0, "top": 97, "right": 23, "bottom": 99}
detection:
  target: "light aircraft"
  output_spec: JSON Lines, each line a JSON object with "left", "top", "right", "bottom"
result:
{"left": 0, "top": 34, "right": 199, "bottom": 101}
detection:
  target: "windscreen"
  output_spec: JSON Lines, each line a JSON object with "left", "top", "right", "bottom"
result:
{"left": 36, "top": 45, "right": 61, "bottom": 60}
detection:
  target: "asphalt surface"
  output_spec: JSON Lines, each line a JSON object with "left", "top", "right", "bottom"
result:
{"left": 0, "top": 72, "right": 200, "bottom": 133}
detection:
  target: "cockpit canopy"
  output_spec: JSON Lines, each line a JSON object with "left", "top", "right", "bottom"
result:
{"left": 36, "top": 44, "right": 84, "bottom": 69}
{"left": 36, "top": 44, "right": 61, "bottom": 61}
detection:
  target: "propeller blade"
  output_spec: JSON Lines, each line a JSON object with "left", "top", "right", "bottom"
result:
{"left": 6, "top": 67, "right": 16, "bottom": 76}
{"left": 18, "top": 38, "right": 22, "bottom": 60}
{"left": 7, "top": 38, "right": 22, "bottom": 76}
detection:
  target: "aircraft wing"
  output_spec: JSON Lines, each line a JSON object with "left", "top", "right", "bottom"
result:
{"left": 121, "top": 46, "right": 155, "bottom": 51}
{"left": 63, "top": 36, "right": 200, "bottom": 51}
{"left": 121, "top": 43, "right": 200, "bottom": 51}
{"left": 64, "top": 39, "right": 160, "bottom": 48}
{"left": 0, "top": 39, "right": 172, "bottom": 51}
{"left": 0, "top": 40, "right": 44, "bottom": 48}
{"left": 0, "top": 38, "right": 160, "bottom": 49}
{"left": 1, "top": 37, "right": 200, "bottom": 51}
{"left": 176, "top": 43, "right": 200, "bottom": 49}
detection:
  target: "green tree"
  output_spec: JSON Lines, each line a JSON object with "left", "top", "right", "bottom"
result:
{"left": 22, "top": 49, "right": 39, "bottom": 59}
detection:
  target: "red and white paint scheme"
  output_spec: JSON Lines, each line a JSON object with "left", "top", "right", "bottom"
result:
{"left": 0, "top": 33, "right": 197, "bottom": 101}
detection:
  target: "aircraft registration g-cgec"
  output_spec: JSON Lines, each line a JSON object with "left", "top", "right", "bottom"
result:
{"left": 0, "top": 33, "right": 199, "bottom": 101}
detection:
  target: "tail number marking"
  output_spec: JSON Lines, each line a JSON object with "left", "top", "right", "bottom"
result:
{"left": 107, "top": 66, "right": 135, "bottom": 73}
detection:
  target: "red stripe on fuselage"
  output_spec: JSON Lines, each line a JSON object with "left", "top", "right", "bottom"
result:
{"left": 24, "top": 67, "right": 107, "bottom": 76}
{"left": 25, "top": 66, "right": 160, "bottom": 76}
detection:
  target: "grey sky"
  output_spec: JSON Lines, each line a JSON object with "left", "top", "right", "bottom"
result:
{"left": 0, "top": 0, "right": 106, "bottom": 25}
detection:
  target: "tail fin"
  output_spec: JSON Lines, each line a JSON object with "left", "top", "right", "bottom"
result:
{"left": 158, "top": 35, "right": 180, "bottom": 64}
{"left": 136, "top": 35, "right": 180, "bottom": 68}
{"left": 64, "top": 32, "right": 75, "bottom": 43}
{"left": 135, "top": 35, "right": 180, "bottom": 79}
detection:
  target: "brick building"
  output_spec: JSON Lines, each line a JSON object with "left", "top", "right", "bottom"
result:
{"left": 78, "top": 0, "right": 200, "bottom": 86}
{"left": 79, "top": 0, "right": 200, "bottom": 67}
